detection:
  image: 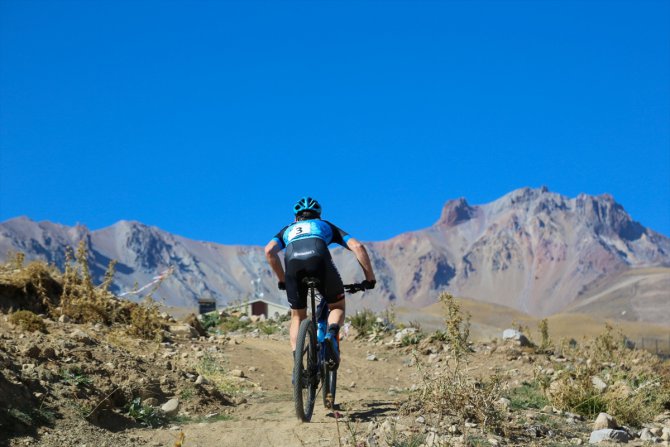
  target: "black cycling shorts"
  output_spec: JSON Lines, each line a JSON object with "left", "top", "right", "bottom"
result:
{"left": 284, "top": 238, "right": 344, "bottom": 310}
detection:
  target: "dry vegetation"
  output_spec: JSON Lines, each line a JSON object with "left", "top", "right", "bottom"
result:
{"left": 2, "top": 252, "right": 669, "bottom": 447}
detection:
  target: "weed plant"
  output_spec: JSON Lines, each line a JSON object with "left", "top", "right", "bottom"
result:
{"left": 440, "top": 292, "right": 471, "bottom": 358}
{"left": 409, "top": 355, "right": 506, "bottom": 433}
{"left": 125, "top": 397, "right": 166, "bottom": 427}
{"left": 59, "top": 367, "right": 92, "bottom": 387}
{"left": 542, "top": 324, "right": 670, "bottom": 426}
{"left": 200, "top": 312, "right": 221, "bottom": 332}
{"left": 347, "top": 307, "right": 396, "bottom": 339}
{"left": 3, "top": 245, "right": 167, "bottom": 341}
{"left": 9, "top": 310, "right": 47, "bottom": 332}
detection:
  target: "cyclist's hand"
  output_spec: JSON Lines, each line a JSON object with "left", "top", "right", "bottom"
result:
{"left": 362, "top": 279, "right": 376, "bottom": 290}
{"left": 278, "top": 281, "right": 286, "bottom": 290}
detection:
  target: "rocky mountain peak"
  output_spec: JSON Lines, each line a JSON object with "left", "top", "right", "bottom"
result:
{"left": 436, "top": 198, "right": 476, "bottom": 227}
{"left": 575, "top": 193, "right": 645, "bottom": 241}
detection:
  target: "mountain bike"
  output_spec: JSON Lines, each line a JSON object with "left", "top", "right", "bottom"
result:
{"left": 292, "top": 278, "right": 366, "bottom": 422}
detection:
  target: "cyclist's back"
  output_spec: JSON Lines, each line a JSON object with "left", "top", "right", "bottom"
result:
{"left": 274, "top": 218, "right": 350, "bottom": 308}
{"left": 265, "top": 196, "right": 377, "bottom": 366}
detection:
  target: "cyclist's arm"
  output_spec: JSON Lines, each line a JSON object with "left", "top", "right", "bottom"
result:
{"left": 264, "top": 239, "right": 285, "bottom": 282}
{"left": 345, "top": 237, "right": 376, "bottom": 282}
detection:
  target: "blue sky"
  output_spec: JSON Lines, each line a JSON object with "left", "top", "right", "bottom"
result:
{"left": 1, "top": 0, "right": 668, "bottom": 245}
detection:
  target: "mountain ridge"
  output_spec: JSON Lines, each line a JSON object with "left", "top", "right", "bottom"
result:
{"left": 2, "top": 187, "right": 668, "bottom": 322}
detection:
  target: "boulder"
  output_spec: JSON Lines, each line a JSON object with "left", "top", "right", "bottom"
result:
{"left": 593, "top": 412, "right": 618, "bottom": 430}
{"left": 502, "top": 329, "right": 532, "bottom": 347}
{"left": 169, "top": 324, "right": 198, "bottom": 339}
{"left": 394, "top": 327, "right": 417, "bottom": 342}
{"left": 588, "top": 429, "right": 630, "bottom": 444}
{"left": 182, "top": 314, "right": 207, "bottom": 337}
{"left": 70, "top": 329, "right": 95, "bottom": 345}
{"left": 161, "top": 398, "right": 179, "bottom": 416}
{"left": 639, "top": 428, "right": 656, "bottom": 442}
{"left": 592, "top": 376, "right": 607, "bottom": 393}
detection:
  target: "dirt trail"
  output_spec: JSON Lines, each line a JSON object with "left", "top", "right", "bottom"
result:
{"left": 136, "top": 337, "right": 416, "bottom": 447}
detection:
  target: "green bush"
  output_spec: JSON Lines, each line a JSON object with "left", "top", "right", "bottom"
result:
{"left": 126, "top": 397, "right": 166, "bottom": 427}
{"left": 508, "top": 382, "right": 549, "bottom": 410}
{"left": 200, "top": 312, "right": 221, "bottom": 332}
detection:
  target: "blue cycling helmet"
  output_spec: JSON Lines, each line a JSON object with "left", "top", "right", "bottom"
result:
{"left": 293, "top": 197, "right": 322, "bottom": 216}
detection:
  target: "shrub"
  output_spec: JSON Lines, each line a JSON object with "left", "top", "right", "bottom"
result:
{"left": 9, "top": 310, "right": 47, "bottom": 332}
{"left": 508, "top": 382, "right": 549, "bottom": 410}
{"left": 0, "top": 254, "right": 62, "bottom": 313}
{"left": 220, "top": 315, "right": 250, "bottom": 333}
{"left": 60, "top": 241, "right": 117, "bottom": 324}
{"left": 128, "top": 297, "right": 164, "bottom": 341}
{"left": 200, "top": 312, "right": 221, "bottom": 332}
{"left": 543, "top": 324, "right": 670, "bottom": 426}
{"left": 126, "top": 397, "right": 165, "bottom": 427}
{"left": 407, "top": 355, "right": 506, "bottom": 433}
{"left": 348, "top": 308, "right": 376, "bottom": 336}
{"left": 59, "top": 367, "right": 92, "bottom": 387}
{"left": 538, "top": 318, "right": 552, "bottom": 353}
{"left": 440, "top": 292, "right": 471, "bottom": 357}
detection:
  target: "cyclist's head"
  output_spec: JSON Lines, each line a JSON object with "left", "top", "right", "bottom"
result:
{"left": 294, "top": 196, "right": 322, "bottom": 220}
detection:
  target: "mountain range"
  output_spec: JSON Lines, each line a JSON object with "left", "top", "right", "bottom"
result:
{"left": 1, "top": 187, "right": 668, "bottom": 324}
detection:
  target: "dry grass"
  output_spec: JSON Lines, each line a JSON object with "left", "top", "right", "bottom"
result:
{"left": 0, "top": 252, "right": 62, "bottom": 312}
{"left": 405, "top": 293, "right": 505, "bottom": 434}
{"left": 1, "top": 244, "right": 165, "bottom": 341}
{"left": 439, "top": 292, "right": 471, "bottom": 357}
{"left": 541, "top": 324, "right": 670, "bottom": 426}
{"left": 9, "top": 310, "right": 47, "bottom": 333}
{"left": 407, "top": 354, "right": 507, "bottom": 433}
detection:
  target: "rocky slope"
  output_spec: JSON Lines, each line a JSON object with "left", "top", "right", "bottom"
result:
{"left": 1, "top": 187, "right": 668, "bottom": 319}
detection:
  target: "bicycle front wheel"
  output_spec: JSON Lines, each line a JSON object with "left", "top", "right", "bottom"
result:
{"left": 293, "top": 318, "right": 318, "bottom": 421}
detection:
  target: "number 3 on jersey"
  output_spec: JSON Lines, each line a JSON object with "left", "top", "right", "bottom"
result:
{"left": 288, "top": 223, "right": 311, "bottom": 242}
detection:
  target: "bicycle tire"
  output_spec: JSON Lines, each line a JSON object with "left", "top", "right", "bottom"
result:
{"left": 293, "top": 318, "right": 318, "bottom": 421}
{"left": 322, "top": 366, "right": 337, "bottom": 409}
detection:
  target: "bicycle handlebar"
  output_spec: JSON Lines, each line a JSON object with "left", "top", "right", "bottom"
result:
{"left": 344, "top": 283, "right": 367, "bottom": 294}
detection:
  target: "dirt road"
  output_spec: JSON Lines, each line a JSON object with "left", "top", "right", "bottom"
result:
{"left": 136, "top": 336, "right": 416, "bottom": 447}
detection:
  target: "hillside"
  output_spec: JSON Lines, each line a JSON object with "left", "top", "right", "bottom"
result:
{"left": 1, "top": 187, "right": 669, "bottom": 323}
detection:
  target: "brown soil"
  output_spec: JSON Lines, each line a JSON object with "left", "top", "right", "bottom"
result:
{"left": 3, "top": 315, "right": 669, "bottom": 447}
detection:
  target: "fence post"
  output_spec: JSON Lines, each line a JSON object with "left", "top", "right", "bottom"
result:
{"left": 656, "top": 339, "right": 659, "bottom": 355}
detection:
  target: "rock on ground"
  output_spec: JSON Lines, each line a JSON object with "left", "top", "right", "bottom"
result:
{"left": 589, "top": 429, "right": 630, "bottom": 444}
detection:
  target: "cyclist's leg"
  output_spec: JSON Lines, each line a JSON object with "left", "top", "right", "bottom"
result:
{"left": 322, "top": 256, "right": 345, "bottom": 328}
{"left": 285, "top": 258, "right": 308, "bottom": 352}
{"left": 290, "top": 308, "right": 307, "bottom": 352}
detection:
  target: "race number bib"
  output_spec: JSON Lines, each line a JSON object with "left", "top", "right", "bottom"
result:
{"left": 287, "top": 223, "right": 311, "bottom": 242}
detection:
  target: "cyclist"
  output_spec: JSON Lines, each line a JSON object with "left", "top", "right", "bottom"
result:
{"left": 264, "top": 197, "right": 376, "bottom": 368}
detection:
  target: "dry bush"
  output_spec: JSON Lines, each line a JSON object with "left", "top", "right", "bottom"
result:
{"left": 440, "top": 292, "right": 471, "bottom": 358}
{"left": 538, "top": 318, "right": 552, "bottom": 353}
{"left": 407, "top": 355, "right": 507, "bottom": 433}
{"left": 9, "top": 310, "right": 47, "bottom": 333}
{"left": 542, "top": 324, "right": 670, "bottom": 426}
{"left": 0, "top": 253, "right": 62, "bottom": 313}
{"left": 128, "top": 297, "right": 165, "bottom": 341}
{"left": 59, "top": 241, "right": 118, "bottom": 324}
{"left": 3, "top": 245, "right": 167, "bottom": 342}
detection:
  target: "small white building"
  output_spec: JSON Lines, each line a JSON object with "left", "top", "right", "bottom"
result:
{"left": 225, "top": 298, "right": 290, "bottom": 319}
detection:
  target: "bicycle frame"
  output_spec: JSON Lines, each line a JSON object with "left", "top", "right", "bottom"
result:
{"left": 294, "top": 278, "right": 365, "bottom": 421}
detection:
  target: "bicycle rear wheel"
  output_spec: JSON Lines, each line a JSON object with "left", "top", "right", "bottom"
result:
{"left": 293, "top": 318, "right": 318, "bottom": 421}
{"left": 322, "top": 366, "right": 337, "bottom": 409}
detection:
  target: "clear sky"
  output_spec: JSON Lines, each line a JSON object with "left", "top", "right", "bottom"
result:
{"left": 1, "top": 0, "right": 669, "bottom": 245}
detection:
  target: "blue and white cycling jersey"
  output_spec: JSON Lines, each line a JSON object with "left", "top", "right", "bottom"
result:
{"left": 272, "top": 219, "right": 352, "bottom": 250}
